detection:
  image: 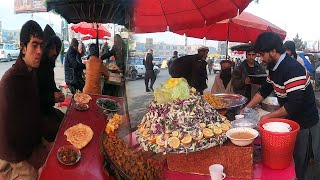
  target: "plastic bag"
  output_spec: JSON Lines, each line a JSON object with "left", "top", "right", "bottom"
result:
{"left": 242, "top": 107, "right": 260, "bottom": 124}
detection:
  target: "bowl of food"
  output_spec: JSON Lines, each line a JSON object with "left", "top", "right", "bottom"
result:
{"left": 57, "top": 145, "right": 81, "bottom": 165}
{"left": 226, "top": 127, "right": 259, "bottom": 146}
{"left": 96, "top": 98, "right": 121, "bottom": 112}
{"left": 74, "top": 102, "right": 89, "bottom": 111}
{"left": 261, "top": 96, "right": 280, "bottom": 112}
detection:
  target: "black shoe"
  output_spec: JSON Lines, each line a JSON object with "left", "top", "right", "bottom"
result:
{"left": 149, "top": 87, "right": 154, "bottom": 91}
{"left": 146, "top": 89, "right": 151, "bottom": 92}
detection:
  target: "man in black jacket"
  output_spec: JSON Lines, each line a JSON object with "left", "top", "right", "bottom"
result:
{"left": 36, "top": 24, "right": 65, "bottom": 142}
{"left": 64, "top": 38, "right": 85, "bottom": 94}
{"left": 232, "top": 46, "right": 266, "bottom": 101}
{"left": 169, "top": 46, "right": 209, "bottom": 94}
{"left": 144, "top": 49, "right": 155, "bottom": 92}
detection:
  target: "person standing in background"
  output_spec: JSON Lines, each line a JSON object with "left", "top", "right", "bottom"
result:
{"left": 64, "top": 38, "right": 85, "bottom": 94}
{"left": 83, "top": 44, "right": 109, "bottom": 95}
{"left": 167, "top": 51, "right": 178, "bottom": 69}
{"left": 232, "top": 46, "right": 266, "bottom": 101}
{"left": 60, "top": 42, "right": 65, "bottom": 65}
{"left": 144, "top": 48, "right": 156, "bottom": 92}
{"left": 169, "top": 46, "right": 209, "bottom": 94}
{"left": 211, "top": 60, "right": 233, "bottom": 93}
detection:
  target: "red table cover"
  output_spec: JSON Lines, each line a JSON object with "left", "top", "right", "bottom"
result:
{"left": 39, "top": 95, "right": 123, "bottom": 180}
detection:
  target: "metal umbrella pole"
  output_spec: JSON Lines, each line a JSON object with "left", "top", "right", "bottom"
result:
{"left": 225, "top": 19, "right": 231, "bottom": 60}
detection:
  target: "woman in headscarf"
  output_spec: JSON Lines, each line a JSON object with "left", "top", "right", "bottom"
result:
{"left": 83, "top": 44, "right": 109, "bottom": 95}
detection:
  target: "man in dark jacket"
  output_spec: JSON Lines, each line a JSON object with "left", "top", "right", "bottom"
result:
{"left": 144, "top": 48, "right": 155, "bottom": 92}
{"left": 169, "top": 46, "right": 209, "bottom": 94}
{"left": 36, "top": 24, "right": 65, "bottom": 142}
{"left": 64, "top": 38, "right": 85, "bottom": 94}
{"left": 232, "top": 46, "right": 266, "bottom": 101}
{"left": 0, "top": 20, "right": 43, "bottom": 180}
{"left": 245, "top": 32, "right": 320, "bottom": 180}
{"left": 167, "top": 50, "right": 178, "bottom": 69}
{"left": 100, "top": 34, "right": 127, "bottom": 97}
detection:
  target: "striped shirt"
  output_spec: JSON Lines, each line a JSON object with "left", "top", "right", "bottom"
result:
{"left": 259, "top": 54, "right": 318, "bottom": 129}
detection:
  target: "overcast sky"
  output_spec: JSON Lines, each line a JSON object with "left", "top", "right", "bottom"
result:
{"left": 1, "top": 0, "right": 320, "bottom": 46}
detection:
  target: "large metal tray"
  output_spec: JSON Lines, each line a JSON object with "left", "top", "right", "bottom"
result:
{"left": 213, "top": 93, "right": 247, "bottom": 110}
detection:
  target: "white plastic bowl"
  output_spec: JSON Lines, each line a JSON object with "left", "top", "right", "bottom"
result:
{"left": 226, "top": 127, "right": 259, "bottom": 146}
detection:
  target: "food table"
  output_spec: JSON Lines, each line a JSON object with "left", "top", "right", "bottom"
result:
{"left": 39, "top": 94, "right": 124, "bottom": 180}
{"left": 39, "top": 92, "right": 296, "bottom": 180}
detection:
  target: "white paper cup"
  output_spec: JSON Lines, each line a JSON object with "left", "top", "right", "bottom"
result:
{"left": 209, "top": 164, "right": 226, "bottom": 180}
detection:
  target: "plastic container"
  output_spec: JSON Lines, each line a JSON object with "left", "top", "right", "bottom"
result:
{"left": 231, "top": 118, "right": 257, "bottom": 129}
{"left": 258, "top": 118, "right": 300, "bottom": 169}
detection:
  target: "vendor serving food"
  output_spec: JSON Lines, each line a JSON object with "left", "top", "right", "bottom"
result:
{"left": 244, "top": 32, "right": 320, "bottom": 180}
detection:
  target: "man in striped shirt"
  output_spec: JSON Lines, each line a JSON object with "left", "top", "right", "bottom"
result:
{"left": 245, "top": 32, "right": 320, "bottom": 180}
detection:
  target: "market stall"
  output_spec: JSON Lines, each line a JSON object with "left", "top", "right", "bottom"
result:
{"left": 39, "top": 79, "right": 297, "bottom": 180}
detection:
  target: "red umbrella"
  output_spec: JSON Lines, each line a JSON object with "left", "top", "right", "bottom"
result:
{"left": 81, "top": 35, "right": 109, "bottom": 41}
{"left": 134, "top": 0, "right": 253, "bottom": 33}
{"left": 71, "top": 22, "right": 111, "bottom": 39}
{"left": 174, "top": 12, "right": 287, "bottom": 43}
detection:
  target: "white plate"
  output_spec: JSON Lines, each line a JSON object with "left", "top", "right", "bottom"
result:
{"left": 263, "top": 122, "right": 291, "bottom": 132}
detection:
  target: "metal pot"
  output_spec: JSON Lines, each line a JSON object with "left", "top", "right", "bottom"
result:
{"left": 261, "top": 96, "right": 280, "bottom": 112}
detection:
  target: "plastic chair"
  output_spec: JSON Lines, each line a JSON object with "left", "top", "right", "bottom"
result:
{"left": 57, "top": 97, "right": 71, "bottom": 108}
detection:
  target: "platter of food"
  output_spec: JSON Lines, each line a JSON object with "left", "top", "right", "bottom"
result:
{"left": 108, "top": 63, "right": 121, "bottom": 73}
{"left": 96, "top": 98, "right": 121, "bottom": 112}
{"left": 205, "top": 93, "right": 247, "bottom": 110}
{"left": 57, "top": 145, "right": 81, "bottom": 165}
{"left": 74, "top": 102, "right": 89, "bottom": 111}
{"left": 74, "top": 93, "right": 92, "bottom": 104}
{"left": 136, "top": 78, "right": 230, "bottom": 154}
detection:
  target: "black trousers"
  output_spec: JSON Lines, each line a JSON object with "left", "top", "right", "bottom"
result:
{"left": 145, "top": 70, "right": 156, "bottom": 89}
{"left": 294, "top": 121, "right": 320, "bottom": 179}
{"left": 41, "top": 108, "right": 65, "bottom": 142}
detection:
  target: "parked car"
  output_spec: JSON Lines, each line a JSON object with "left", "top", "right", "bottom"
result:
{"left": 128, "top": 56, "right": 146, "bottom": 80}
{"left": 127, "top": 56, "right": 161, "bottom": 80}
{"left": 153, "top": 57, "right": 163, "bottom": 68}
{"left": 212, "top": 59, "right": 224, "bottom": 73}
{"left": 0, "top": 43, "right": 19, "bottom": 62}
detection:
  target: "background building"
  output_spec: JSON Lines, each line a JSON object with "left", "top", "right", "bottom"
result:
{"left": 134, "top": 38, "right": 217, "bottom": 59}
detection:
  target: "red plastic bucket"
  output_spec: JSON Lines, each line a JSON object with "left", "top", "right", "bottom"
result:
{"left": 258, "top": 118, "right": 300, "bottom": 169}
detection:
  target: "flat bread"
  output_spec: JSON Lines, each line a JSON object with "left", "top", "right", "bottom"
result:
{"left": 64, "top": 123, "right": 94, "bottom": 149}
{"left": 74, "top": 93, "right": 92, "bottom": 104}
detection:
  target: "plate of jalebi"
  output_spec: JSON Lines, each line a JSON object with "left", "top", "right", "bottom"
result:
{"left": 203, "top": 93, "right": 247, "bottom": 110}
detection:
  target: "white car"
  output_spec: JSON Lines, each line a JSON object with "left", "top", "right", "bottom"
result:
{"left": 0, "top": 43, "right": 19, "bottom": 62}
{"left": 128, "top": 57, "right": 160, "bottom": 80}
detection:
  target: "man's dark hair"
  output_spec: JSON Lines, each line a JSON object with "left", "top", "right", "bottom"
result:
{"left": 70, "top": 38, "right": 79, "bottom": 48}
{"left": 19, "top": 20, "right": 43, "bottom": 57}
{"left": 220, "top": 60, "right": 231, "bottom": 65}
{"left": 173, "top": 51, "right": 178, "bottom": 56}
{"left": 254, "top": 32, "right": 285, "bottom": 54}
{"left": 246, "top": 46, "right": 256, "bottom": 54}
